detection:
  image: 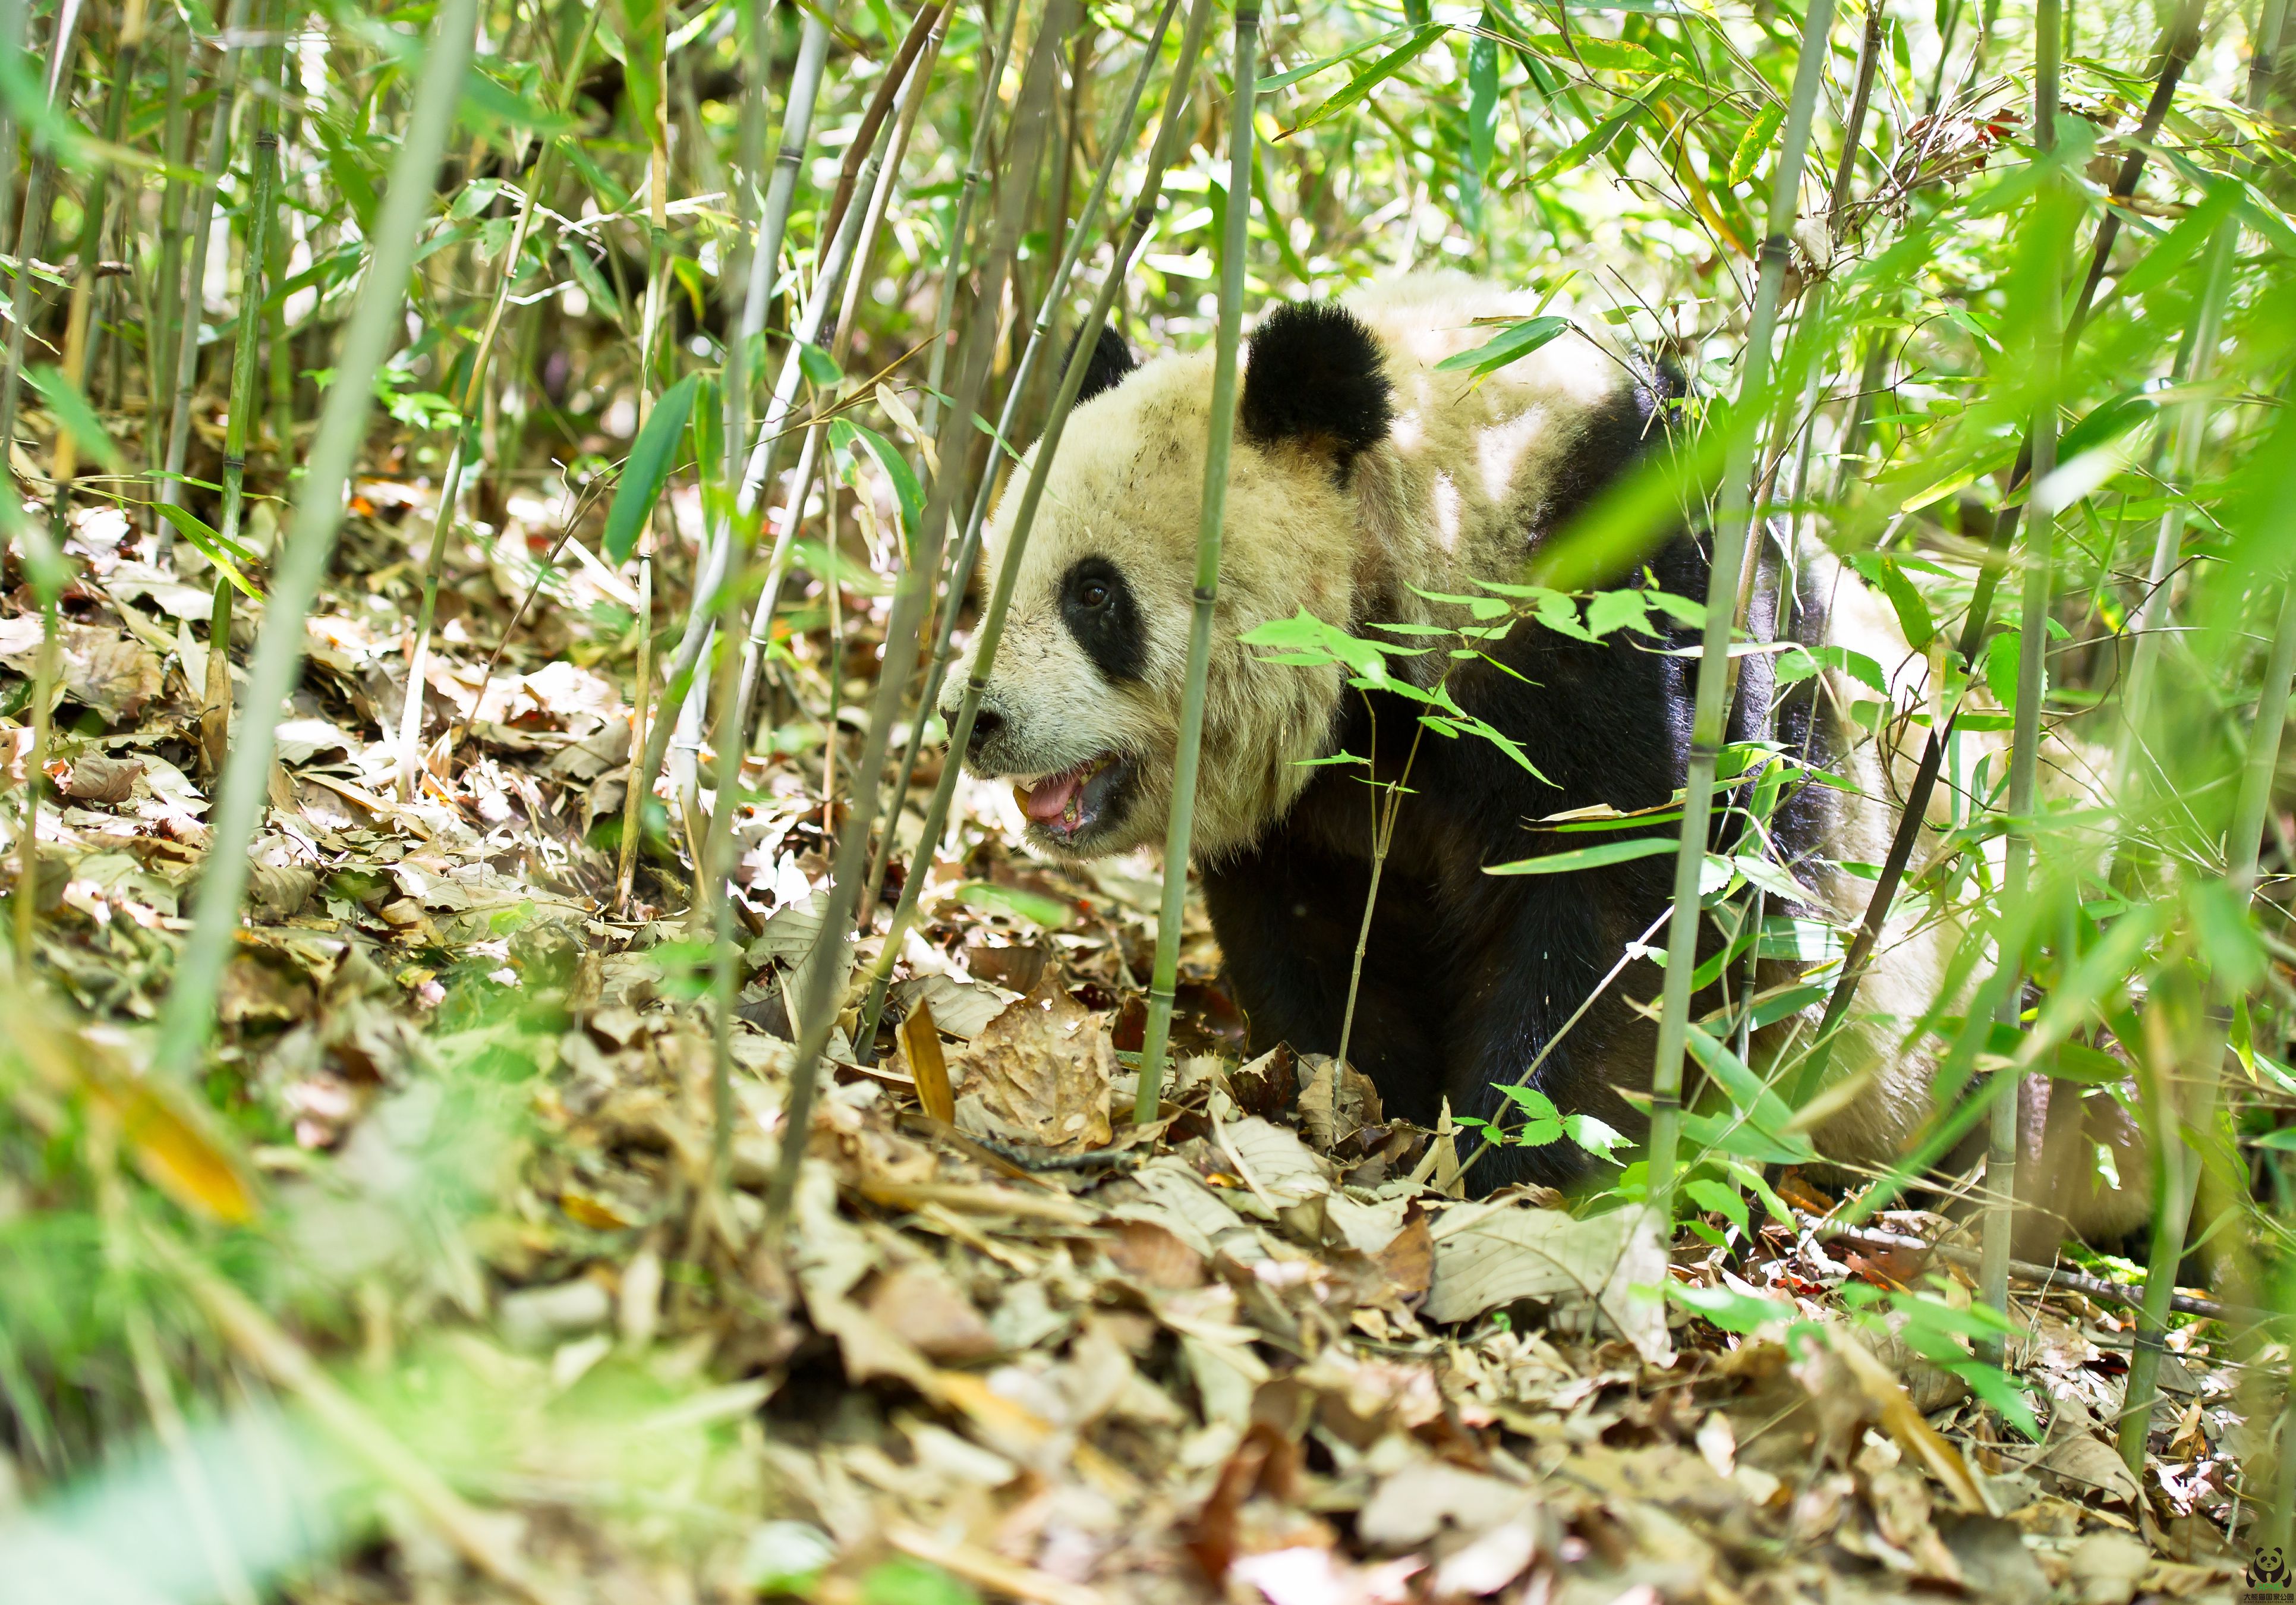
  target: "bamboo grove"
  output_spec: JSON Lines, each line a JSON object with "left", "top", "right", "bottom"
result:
{"left": 0, "top": 0, "right": 2293, "bottom": 1587}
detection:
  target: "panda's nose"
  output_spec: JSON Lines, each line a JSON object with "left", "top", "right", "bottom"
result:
{"left": 965, "top": 706, "right": 1004, "bottom": 760}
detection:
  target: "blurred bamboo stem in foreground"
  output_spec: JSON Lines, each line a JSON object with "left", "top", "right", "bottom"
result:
{"left": 1135, "top": 1, "right": 1259, "bottom": 1124}
{"left": 2106, "top": 0, "right": 2291, "bottom": 1477}
{"left": 1642, "top": 0, "right": 1835, "bottom": 1213}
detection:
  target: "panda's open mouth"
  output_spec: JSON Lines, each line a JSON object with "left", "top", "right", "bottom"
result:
{"left": 1012, "top": 753, "right": 1136, "bottom": 846}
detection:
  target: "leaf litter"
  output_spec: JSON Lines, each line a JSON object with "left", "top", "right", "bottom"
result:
{"left": 0, "top": 486, "right": 2252, "bottom": 1603}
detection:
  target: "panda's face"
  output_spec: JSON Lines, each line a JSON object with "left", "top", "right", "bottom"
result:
{"left": 944, "top": 305, "right": 1395, "bottom": 863}
{"left": 943, "top": 357, "right": 1204, "bottom": 860}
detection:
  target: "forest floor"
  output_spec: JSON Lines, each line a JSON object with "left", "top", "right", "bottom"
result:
{"left": 0, "top": 449, "right": 2257, "bottom": 1604}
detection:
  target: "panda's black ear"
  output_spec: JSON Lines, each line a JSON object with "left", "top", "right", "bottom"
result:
{"left": 1239, "top": 300, "right": 1394, "bottom": 473}
{"left": 1066, "top": 323, "right": 1137, "bottom": 405}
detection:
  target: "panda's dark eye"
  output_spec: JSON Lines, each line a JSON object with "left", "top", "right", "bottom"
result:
{"left": 1059, "top": 556, "right": 1144, "bottom": 682}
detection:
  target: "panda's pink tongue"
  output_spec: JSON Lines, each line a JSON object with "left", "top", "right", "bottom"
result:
{"left": 1020, "top": 764, "right": 1088, "bottom": 824}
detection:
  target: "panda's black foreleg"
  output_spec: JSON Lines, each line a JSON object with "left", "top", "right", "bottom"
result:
{"left": 1438, "top": 873, "right": 1655, "bottom": 1193}
{"left": 1199, "top": 838, "right": 1456, "bottom": 1128}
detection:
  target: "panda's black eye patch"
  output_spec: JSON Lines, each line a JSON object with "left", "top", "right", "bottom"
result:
{"left": 1060, "top": 557, "right": 1144, "bottom": 683}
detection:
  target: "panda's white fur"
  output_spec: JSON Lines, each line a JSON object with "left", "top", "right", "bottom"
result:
{"left": 947, "top": 269, "right": 2147, "bottom": 1248}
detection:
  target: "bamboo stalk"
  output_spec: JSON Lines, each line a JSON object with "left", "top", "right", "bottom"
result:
{"left": 2111, "top": 0, "right": 2282, "bottom": 794}
{"left": 719, "top": 15, "right": 958, "bottom": 794}
{"left": 1826, "top": 0, "right": 1884, "bottom": 231}
{"left": 1642, "top": 0, "right": 1837, "bottom": 1214}
{"left": 155, "top": 0, "right": 480, "bottom": 1080}
{"left": 2115, "top": 1, "right": 2296, "bottom": 1461}
{"left": 21, "top": 0, "right": 143, "bottom": 957}
{"left": 920, "top": 0, "right": 1022, "bottom": 442}
{"left": 637, "top": 12, "right": 830, "bottom": 844}
{"left": 820, "top": 0, "right": 950, "bottom": 251}
{"left": 0, "top": 0, "right": 21, "bottom": 266}
{"left": 855, "top": 0, "right": 1184, "bottom": 951}
{"left": 1133, "top": 1, "right": 1259, "bottom": 1124}
{"left": 0, "top": 0, "right": 86, "bottom": 546}
{"left": 766, "top": 0, "right": 1072, "bottom": 1230}
{"left": 2115, "top": 582, "right": 2296, "bottom": 1473}
{"left": 852, "top": 0, "right": 1211, "bottom": 1056}
{"left": 158, "top": 0, "right": 258, "bottom": 539}
{"left": 618, "top": 0, "right": 752, "bottom": 913}
{"left": 1980, "top": 0, "right": 2062, "bottom": 1359}
{"left": 694, "top": 130, "right": 903, "bottom": 1191}
{"left": 207, "top": 0, "right": 285, "bottom": 780}
{"left": 149, "top": 17, "right": 191, "bottom": 478}
{"left": 1788, "top": 0, "right": 2216, "bottom": 1107}
{"left": 691, "top": 141, "right": 886, "bottom": 924}
{"left": 393, "top": 27, "right": 588, "bottom": 802}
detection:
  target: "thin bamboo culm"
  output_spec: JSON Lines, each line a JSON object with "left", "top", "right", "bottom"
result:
{"left": 695, "top": 65, "right": 921, "bottom": 1198}
{"left": 1642, "top": 0, "right": 1837, "bottom": 1212}
{"left": 764, "top": 3, "right": 1074, "bottom": 1229}
{"left": 856, "top": 0, "right": 1177, "bottom": 937}
{"left": 2112, "top": 0, "right": 2293, "bottom": 1480}
{"left": 1978, "top": 0, "right": 2063, "bottom": 1361}
{"left": 1134, "top": 2, "right": 1259, "bottom": 1125}
{"left": 159, "top": 0, "right": 257, "bottom": 534}
{"left": 625, "top": 15, "right": 831, "bottom": 852}
{"left": 919, "top": 0, "right": 1022, "bottom": 443}
{"left": 155, "top": 0, "right": 480, "bottom": 1078}
{"left": 201, "top": 0, "right": 286, "bottom": 778}
{"left": 852, "top": 0, "right": 1206, "bottom": 1050}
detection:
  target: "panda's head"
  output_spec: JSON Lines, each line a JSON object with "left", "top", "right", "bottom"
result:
{"left": 943, "top": 302, "right": 1396, "bottom": 863}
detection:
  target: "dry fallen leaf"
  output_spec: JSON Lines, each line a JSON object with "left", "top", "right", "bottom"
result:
{"left": 899, "top": 996, "right": 956, "bottom": 1123}
{"left": 953, "top": 974, "right": 1114, "bottom": 1150}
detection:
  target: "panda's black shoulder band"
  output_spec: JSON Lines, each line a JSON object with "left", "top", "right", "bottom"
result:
{"left": 1239, "top": 300, "right": 1394, "bottom": 471}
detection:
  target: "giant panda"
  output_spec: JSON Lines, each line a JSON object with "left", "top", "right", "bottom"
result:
{"left": 941, "top": 270, "right": 2146, "bottom": 1252}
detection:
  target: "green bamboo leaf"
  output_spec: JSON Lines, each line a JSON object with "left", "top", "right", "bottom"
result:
{"left": 1727, "top": 102, "right": 1785, "bottom": 186}
{"left": 459, "top": 67, "right": 576, "bottom": 136}
{"left": 1668, "top": 1283, "right": 1794, "bottom": 1333}
{"left": 1256, "top": 26, "right": 1413, "bottom": 91}
{"left": 1684, "top": 1022, "right": 1799, "bottom": 1140}
{"left": 1433, "top": 315, "right": 1572, "bottom": 376}
{"left": 1464, "top": 19, "right": 1500, "bottom": 225}
{"left": 1525, "top": 74, "right": 1675, "bottom": 184}
{"left": 1290, "top": 24, "right": 1447, "bottom": 134}
{"left": 829, "top": 418, "right": 922, "bottom": 546}
{"left": 797, "top": 341, "right": 843, "bottom": 389}
{"left": 1484, "top": 837, "right": 1675, "bottom": 875}
{"left": 953, "top": 881, "right": 1074, "bottom": 930}
{"left": 1522, "top": 32, "right": 1661, "bottom": 71}
{"left": 601, "top": 372, "right": 701, "bottom": 565}
{"left": 150, "top": 503, "right": 262, "bottom": 598}
{"left": 615, "top": 0, "right": 666, "bottom": 139}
